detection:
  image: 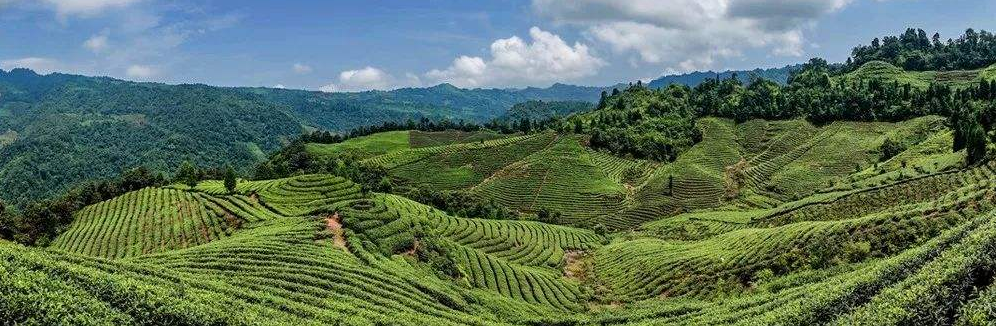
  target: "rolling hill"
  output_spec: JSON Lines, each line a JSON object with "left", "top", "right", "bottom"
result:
{"left": 5, "top": 117, "right": 996, "bottom": 324}
{"left": 4, "top": 27, "right": 996, "bottom": 326}
{"left": 840, "top": 60, "right": 995, "bottom": 89}
{"left": 0, "top": 62, "right": 816, "bottom": 207}
{"left": 0, "top": 70, "right": 600, "bottom": 206}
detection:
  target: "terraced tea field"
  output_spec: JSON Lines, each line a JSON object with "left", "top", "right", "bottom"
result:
{"left": 329, "top": 116, "right": 951, "bottom": 231}
{"left": 6, "top": 115, "right": 996, "bottom": 325}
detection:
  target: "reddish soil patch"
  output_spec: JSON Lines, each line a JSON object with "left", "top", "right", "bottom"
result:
{"left": 325, "top": 213, "right": 348, "bottom": 250}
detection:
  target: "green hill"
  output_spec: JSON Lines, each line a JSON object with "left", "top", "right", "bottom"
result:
{"left": 840, "top": 60, "right": 988, "bottom": 89}
{"left": 8, "top": 174, "right": 606, "bottom": 324}
{"left": 310, "top": 115, "right": 955, "bottom": 230}
{"left": 4, "top": 27, "right": 996, "bottom": 325}
{"left": 0, "top": 69, "right": 604, "bottom": 207}
{"left": 7, "top": 146, "right": 996, "bottom": 324}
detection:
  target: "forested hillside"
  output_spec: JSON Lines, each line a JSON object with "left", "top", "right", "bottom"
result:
{"left": 0, "top": 69, "right": 303, "bottom": 206}
{"left": 500, "top": 100, "right": 595, "bottom": 122}
{"left": 0, "top": 71, "right": 603, "bottom": 206}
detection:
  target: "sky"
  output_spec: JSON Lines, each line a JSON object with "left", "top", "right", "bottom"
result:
{"left": 0, "top": 0, "right": 993, "bottom": 91}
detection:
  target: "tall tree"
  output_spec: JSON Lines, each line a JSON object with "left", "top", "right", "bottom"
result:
{"left": 224, "top": 165, "right": 237, "bottom": 193}
{"left": 965, "top": 112, "right": 989, "bottom": 164}
{"left": 175, "top": 160, "right": 200, "bottom": 188}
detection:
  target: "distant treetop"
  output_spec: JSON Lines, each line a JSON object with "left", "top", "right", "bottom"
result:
{"left": 849, "top": 28, "right": 996, "bottom": 71}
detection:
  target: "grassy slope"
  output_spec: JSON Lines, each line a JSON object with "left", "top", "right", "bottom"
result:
{"left": 981, "top": 63, "right": 996, "bottom": 81}
{"left": 312, "top": 116, "right": 953, "bottom": 231}
{"left": 12, "top": 159, "right": 996, "bottom": 324}
{"left": 840, "top": 60, "right": 990, "bottom": 89}
{"left": 19, "top": 174, "right": 606, "bottom": 325}
{"left": 306, "top": 130, "right": 411, "bottom": 159}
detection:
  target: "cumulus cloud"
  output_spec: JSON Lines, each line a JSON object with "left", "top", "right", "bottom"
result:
{"left": 425, "top": 27, "right": 604, "bottom": 88}
{"left": 83, "top": 32, "right": 109, "bottom": 53}
{"left": 533, "top": 0, "right": 853, "bottom": 72}
{"left": 0, "top": 57, "right": 61, "bottom": 74}
{"left": 292, "top": 63, "right": 312, "bottom": 74}
{"left": 125, "top": 64, "right": 157, "bottom": 79}
{"left": 320, "top": 66, "right": 398, "bottom": 92}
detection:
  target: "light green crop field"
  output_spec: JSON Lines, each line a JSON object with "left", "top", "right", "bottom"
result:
{"left": 839, "top": 61, "right": 990, "bottom": 89}
{"left": 319, "top": 116, "right": 960, "bottom": 232}
{"left": 306, "top": 130, "right": 411, "bottom": 159}
{"left": 7, "top": 115, "right": 996, "bottom": 325}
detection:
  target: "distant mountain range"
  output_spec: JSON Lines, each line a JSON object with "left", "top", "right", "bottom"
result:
{"left": 0, "top": 65, "right": 798, "bottom": 205}
{"left": 647, "top": 65, "right": 801, "bottom": 89}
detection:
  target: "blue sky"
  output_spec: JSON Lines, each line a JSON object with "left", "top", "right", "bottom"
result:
{"left": 1, "top": 0, "right": 993, "bottom": 91}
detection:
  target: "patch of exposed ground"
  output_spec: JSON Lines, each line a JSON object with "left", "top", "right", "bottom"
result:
{"left": 325, "top": 212, "right": 348, "bottom": 250}
{"left": 563, "top": 250, "right": 590, "bottom": 281}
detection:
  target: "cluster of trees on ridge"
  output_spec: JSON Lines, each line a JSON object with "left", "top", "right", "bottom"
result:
{"left": 566, "top": 29, "right": 996, "bottom": 162}
{"left": 848, "top": 28, "right": 996, "bottom": 71}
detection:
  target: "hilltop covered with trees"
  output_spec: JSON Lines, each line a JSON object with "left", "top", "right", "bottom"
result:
{"left": 849, "top": 28, "right": 996, "bottom": 71}
{"left": 564, "top": 28, "right": 996, "bottom": 163}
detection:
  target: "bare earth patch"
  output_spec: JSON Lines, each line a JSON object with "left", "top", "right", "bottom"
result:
{"left": 563, "top": 250, "right": 589, "bottom": 281}
{"left": 325, "top": 212, "right": 348, "bottom": 250}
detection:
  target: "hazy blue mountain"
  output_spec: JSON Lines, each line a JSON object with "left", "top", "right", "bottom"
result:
{"left": 647, "top": 65, "right": 801, "bottom": 89}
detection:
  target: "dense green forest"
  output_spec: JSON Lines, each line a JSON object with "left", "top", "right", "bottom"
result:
{"left": 0, "top": 70, "right": 302, "bottom": 207}
{"left": 849, "top": 27, "right": 996, "bottom": 71}
{"left": 500, "top": 100, "right": 595, "bottom": 122}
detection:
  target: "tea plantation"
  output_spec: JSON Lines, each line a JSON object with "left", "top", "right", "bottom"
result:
{"left": 4, "top": 109, "right": 996, "bottom": 325}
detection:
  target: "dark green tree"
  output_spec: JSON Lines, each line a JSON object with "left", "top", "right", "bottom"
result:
{"left": 668, "top": 175, "right": 674, "bottom": 195}
{"left": 175, "top": 160, "right": 200, "bottom": 188}
{"left": 965, "top": 113, "right": 989, "bottom": 164}
{"left": 224, "top": 165, "right": 237, "bottom": 193}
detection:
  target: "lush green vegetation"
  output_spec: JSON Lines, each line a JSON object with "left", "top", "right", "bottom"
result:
{"left": 849, "top": 28, "right": 996, "bottom": 71}
{"left": 0, "top": 70, "right": 600, "bottom": 207}
{"left": 3, "top": 27, "right": 996, "bottom": 325}
{"left": 500, "top": 100, "right": 594, "bottom": 123}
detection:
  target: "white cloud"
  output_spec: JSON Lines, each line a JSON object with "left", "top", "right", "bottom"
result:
{"left": 0, "top": 57, "right": 60, "bottom": 74}
{"left": 273, "top": 84, "right": 286, "bottom": 89}
{"left": 42, "top": 0, "right": 142, "bottom": 17}
{"left": 534, "top": 0, "right": 854, "bottom": 72}
{"left": 83, "top": 33, "right": 109, "bottom": 53}
{"left": 425, "top": 27, "right": 604, "bottom": 88}
{"left": 292, "top": 63, "right": 312, "bottom": 74}
{"left": 320, "top": 66, "right": 397, "bottom": 92}
{"left": 125, "top": 64, "right": 157, "bottom": 79}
